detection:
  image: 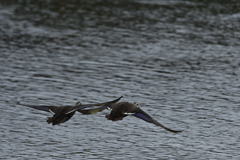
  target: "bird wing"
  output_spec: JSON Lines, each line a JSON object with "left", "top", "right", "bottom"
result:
{"left": 17, "top": 101, "right": 59, "bottom": 114}
{"left": 132, "top": 108, "right": 182, "bottom": 133}
{"left": 68, "top": 96, "right": 122, "bottom": 114}
{"left": 77, "top": 107, "right": 105, "bottom": 115}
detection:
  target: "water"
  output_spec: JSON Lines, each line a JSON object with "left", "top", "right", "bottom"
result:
{"left": 1, "top": 0, "right": 240, "bottom": 159}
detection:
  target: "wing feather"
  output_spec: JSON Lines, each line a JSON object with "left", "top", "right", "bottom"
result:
{"left": 133, "top": 109, "right": 182, "bottom": 133}
{"left": 17, "top": 101, "right": 59, "bottom": 114}
{"left": 69, "top": 96, "right": 122, "bottom": 113}
{"left": 78, "top": 108, "right": 105, "bottom": 115}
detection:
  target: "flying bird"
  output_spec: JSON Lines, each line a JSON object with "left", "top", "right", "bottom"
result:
{"left": 17, "top": 96, "right": 122, "bottom": 125}
{"left": 81, "top": 101, "right": 182, "bottom": 133}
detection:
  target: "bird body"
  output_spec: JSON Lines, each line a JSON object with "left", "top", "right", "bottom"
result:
{"left": 17, "top": 96, "right": 122, "bottom": 125}
{"left": 102, "top": 101, "right": 181, "bottom": 133}
{"left": 46, "top": 102, "right": 81, "bottom": 125}
{"left": 105, "top": 102, "right": 136, "bottom": 121}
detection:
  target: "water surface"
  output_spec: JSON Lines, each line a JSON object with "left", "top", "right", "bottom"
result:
{"left": 1, "top": 0, "right": 240, "bottom": 159}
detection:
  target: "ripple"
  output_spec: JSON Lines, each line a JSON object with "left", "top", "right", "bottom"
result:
{"left": 1, "top": 0, "right": 240, "bottom": 159}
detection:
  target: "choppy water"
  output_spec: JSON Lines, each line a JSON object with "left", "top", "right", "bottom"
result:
{"left": 1, "top": 0, "right": 240, "bottom": 159}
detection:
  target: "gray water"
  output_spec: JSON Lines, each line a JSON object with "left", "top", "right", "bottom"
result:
{"left": 1, "top": 0, "right": 240, "bottom": 159}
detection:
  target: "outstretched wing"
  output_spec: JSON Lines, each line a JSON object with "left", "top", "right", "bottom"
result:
{"left": 133, "top": 108, "right": 182, "bottom": 133}
{"left": 78, "top": 107, "right": 105, "bottom": 115}
{"left": 17, "top": 101, "right": 59, "bottom": 114}
{"left": 69, "top": 96, "right": 122, "bottom": 114}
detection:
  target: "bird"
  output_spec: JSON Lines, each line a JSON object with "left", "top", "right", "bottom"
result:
{"left": 83, "top": 101, "right": 182, "bottom": 133}
{"left": 17, "top": 96, "right": 122, "bottom": 126}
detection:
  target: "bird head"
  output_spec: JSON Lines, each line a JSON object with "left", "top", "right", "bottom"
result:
{"left": 133, "top": 102, "right": 139, "bottom": 107}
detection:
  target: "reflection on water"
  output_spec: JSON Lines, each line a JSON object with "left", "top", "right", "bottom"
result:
{"left": 1, "top": 0, "right": 240, "bottom": 159}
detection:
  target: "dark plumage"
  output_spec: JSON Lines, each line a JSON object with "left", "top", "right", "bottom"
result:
{"left": 92, "top": 101, "right": 182, "bottom": 133}
{"left": 17, "top": 96, "right": 122, "bottom": 125}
